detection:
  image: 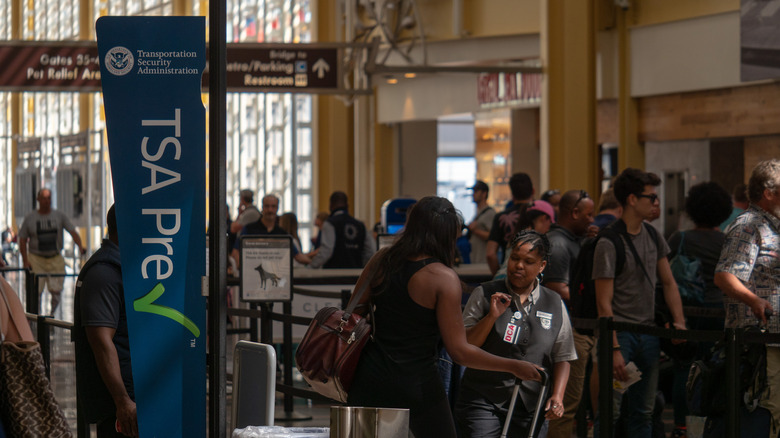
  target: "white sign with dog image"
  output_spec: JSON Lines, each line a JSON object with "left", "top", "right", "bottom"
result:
{"left": 240, "top": 235, "right": 293, "bottom": 302}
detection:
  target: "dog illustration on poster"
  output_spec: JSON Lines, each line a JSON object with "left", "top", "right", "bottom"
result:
{"left": 254, "top": 263, "right": 281, "bottom": 289}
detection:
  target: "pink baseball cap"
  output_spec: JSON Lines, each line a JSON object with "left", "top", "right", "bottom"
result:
{"left": 527, "top": 200, "right": 556, "bottom": 223}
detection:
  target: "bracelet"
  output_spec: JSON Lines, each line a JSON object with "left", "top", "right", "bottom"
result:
{"left": 612, "top": 345, "right": 621, "bottom": 350}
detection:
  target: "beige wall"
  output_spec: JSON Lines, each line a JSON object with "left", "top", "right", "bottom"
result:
{"left": 745, "top": 136, "right": 780, "bottom": 181}
{"left": 629, "top": 0, "right": 738, "bottom": 27}
{"left": 398, "top": 121, "right": 438, "bottom": 199}
{"left": 414, "top": 0, "right": 540, "bottom": 40}
{"left": 631, "top": 11, "right": 740, "bottom": 97}
{"left": 464, "top": 0, "right": 541, "bottom": 37}
{"left": 510, "top": 108, "right": 541, "bottom": 191}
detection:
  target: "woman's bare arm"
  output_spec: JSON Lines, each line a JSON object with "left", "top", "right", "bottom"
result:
{"left": 413, "top": 264, "right": 541, "bottom": 381}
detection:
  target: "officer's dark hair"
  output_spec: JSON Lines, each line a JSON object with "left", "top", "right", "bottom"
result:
{"left": 613, "top": 168, "right": 661, "bottom": 207}
{"left": 107, "top": 204, "right": 118, "bottom": 243}
{"left": 329, "top": 191, "right": 349, "bottom": 210}
{"left": 374, "top": 197, "right": 462, "bottom": 295}
{"left": 509, "top": 173, "right": 534, "bottom": 201}
{"left": 685, "top": 182, "right": 732, "bottom": 228}
{"left": 509, "top": 230, "right": 550, "bottom": 262}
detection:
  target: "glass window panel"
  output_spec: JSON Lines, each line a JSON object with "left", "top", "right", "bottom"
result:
{"left": 437, "top": 157, "right": 477, "bottom": 221}
{"left": 0, "top": 93, "right": 10, "bottom": 229}
{"left": 0, "top": 0, "right": 10, "bottom": 39}
{"left": 297, "top": 160, "right": 311, "bottom": 190}
{"left": 296, "top": 127, "right": 311, "bottom": 156}
{"left": 295, "top": 95, "right": 311, "bottom": 123}
{"left": 296, "top": 194, "right": 311, "bottom": 224}
{"left": 196, "top": 0, "right": 314, "bottom": 232}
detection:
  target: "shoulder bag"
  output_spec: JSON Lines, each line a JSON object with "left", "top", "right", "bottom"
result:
{"left": 0, "top": 280, "right": 72, "bottom": 437}
{"left": 295, "top": 265, "right": 376, "bottom": 403}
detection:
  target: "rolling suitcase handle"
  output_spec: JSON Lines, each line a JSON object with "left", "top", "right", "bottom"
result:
{"left": 500, "top": 368, "right": 550, "bottom": 438}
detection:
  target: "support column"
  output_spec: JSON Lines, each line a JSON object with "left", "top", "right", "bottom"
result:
{"left": 540, "top": 0, "right": 599, "bottom": 195}
{"left": 315, "top": 0, "right": 354, "bottom": 213}
{"left": 353, "top": 92, "right": 375, "bottom": 224}
{"left": 373, "top": 107, "right": 396, "bottom": 218}
{"left": 10, "top": 0, "right": 22, "bottom": 226}
{"left": 617, "top": 7, "right": 642, "bottom": 170}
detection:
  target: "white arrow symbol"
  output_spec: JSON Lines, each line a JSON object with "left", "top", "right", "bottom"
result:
{"left": 312, "top": 58, "right": 330, "bottom": 79}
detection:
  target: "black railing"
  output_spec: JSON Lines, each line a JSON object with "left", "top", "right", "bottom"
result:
{"left": 594, "top": 315, "right": 780, "bottom": 438}
{"left": 17, "top": 265, "right": 779, "bottom": 438}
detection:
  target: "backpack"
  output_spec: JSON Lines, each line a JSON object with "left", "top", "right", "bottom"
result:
{"left": 669, "top": 231, "right": 706, "bottom": 305}
{"left": 686, "top": 326, "right": 768, "bottom": 417}
{"left": 569, "top": 219, "right": 659, "bottom": 334}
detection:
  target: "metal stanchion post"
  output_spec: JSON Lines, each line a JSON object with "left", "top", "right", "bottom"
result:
{"left": 598, "top": 317, "right": 614, "bottom": 438}
{"left": 259, "top": 303, "right": 272, "bottom": 345}
{"left": 25, "top": 270, "right": 37, "bottom": 314}
{"left": 37, "top": 315, "right": 51, "bottom": 379}
{"left": 250, "top": 303, "right": 259, "bottom": 343}
{"left": 276, "top": 301, "right": 312, "bottom": 422}
{"left": 725, "top": 327, "right": 740, "bottom": 437}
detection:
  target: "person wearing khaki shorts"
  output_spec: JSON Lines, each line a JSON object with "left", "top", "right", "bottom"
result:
{"left": 18, "top": 188, "right": 85, "bottom": 313}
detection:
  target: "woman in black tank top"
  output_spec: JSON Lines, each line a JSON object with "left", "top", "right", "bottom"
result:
{"left": 346, "top": 197, "right": 543, "bottom": 438}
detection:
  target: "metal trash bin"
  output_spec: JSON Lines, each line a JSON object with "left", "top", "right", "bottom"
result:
{"left": 330, "top": 407, "right": 409, "bottom": 438}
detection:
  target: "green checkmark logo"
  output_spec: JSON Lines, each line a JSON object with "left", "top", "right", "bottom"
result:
{"left": 134, "top": 282, "right": 200, "bottom": 338}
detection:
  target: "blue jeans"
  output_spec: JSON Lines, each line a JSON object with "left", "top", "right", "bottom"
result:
{"left": 595, "top": 332, "right": 660, "bottom": 438}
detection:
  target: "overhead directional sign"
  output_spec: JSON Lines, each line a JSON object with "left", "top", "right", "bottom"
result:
{"left": 0, "top": 42, "right": 102, "bottom": 90}
{"left": 0, "top": 42, "right": 370, "bottom": 94}
{"left": 218, "top": 43, "right": 340, "bottom": 93}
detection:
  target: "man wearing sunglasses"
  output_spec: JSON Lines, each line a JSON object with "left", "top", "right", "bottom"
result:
{"left": 592, "top": 168, "right": 687, "bottom": 438}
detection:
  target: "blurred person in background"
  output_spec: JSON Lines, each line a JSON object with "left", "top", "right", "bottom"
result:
{"left": 541, "top": 189, "right": 562, "bottom": 221}
{"left": 665, "top": 181, "right": 732, "bottom": 438}
{"left": 467, "top": 180, "right": 496, "bottom": 265}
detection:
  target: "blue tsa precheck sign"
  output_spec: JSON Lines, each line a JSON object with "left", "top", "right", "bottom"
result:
{"left": 96, "top": 16, "right": 206, "bottom": 438}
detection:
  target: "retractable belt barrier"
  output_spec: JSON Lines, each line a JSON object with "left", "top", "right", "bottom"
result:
{"left": 228, "top": 289, "right": 780, "bottom": 434}
{"left": 595, "top": 315, "right": 780, "bottom": 438}
{"left": 226, "top": 285, "right": 350, "bottom": 417}
{"left": 15, "top": 272, "right": 780, "bottom": 436}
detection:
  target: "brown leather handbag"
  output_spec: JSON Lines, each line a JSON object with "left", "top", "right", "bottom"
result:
{"left": 295, "top": 267, "right": 375, "bottom": 403}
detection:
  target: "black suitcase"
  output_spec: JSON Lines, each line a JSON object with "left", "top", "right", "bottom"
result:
{"left": 500, "top": 368, "right": 551, "bottom": 438}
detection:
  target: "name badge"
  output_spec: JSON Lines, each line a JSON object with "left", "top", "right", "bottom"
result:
{"left": 536, "top": 311, "right": 553, "bottom": 319}
{"left": 503, "top": 323, "right": 520, "bottom": 344}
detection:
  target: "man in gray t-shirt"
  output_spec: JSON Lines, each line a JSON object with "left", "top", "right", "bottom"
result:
{"left": 592, "top": 169, "right": 686, "bottom": 438}
{"left": 18, "top": 188, "right": 84, "bottom": 313}
{"left": 467, "top": 181, "right": 496, "bottom": 265}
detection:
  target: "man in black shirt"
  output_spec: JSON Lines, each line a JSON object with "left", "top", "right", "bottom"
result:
{"left": 74, "top": 205, "right": 136, "bottom": 437}
{"left": 486, "top": 173, "right": 535, "bottom": 275}
{"left": 310, "top": 191, "right": 375, "bottom": 268}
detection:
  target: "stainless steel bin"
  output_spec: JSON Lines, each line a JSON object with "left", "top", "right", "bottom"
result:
{"left": 330, "top": 407, "right": 409, "bottom": 438}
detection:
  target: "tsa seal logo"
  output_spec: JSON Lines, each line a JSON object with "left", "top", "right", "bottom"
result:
{"left": 105, "top": 47, "right": 134, "bottom": 76}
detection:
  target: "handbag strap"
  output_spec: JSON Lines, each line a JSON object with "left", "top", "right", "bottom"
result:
{"left": 342, "top": 262, "right": 379, "bottom": 321}
{"left": 0, "top": 281, "right": 27, "bottom": 343}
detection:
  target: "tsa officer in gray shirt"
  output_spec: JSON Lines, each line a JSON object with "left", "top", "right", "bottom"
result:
{"left": 455, "top": 231, "right": 577, "bottom": 438}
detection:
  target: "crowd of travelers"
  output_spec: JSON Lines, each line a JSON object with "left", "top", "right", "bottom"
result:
{"left": 314, "top": 160, "right": 779, "bottom": 438}
{"left": 6, "top": 159, "right": 774, "bottom": 438}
